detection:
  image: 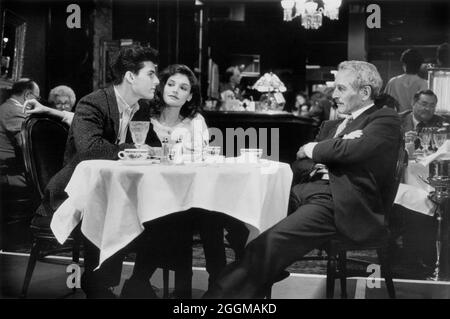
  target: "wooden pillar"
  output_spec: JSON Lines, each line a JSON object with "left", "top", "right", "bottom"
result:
{"left": 92, "top": 0, "right": 113, "bottom": 90}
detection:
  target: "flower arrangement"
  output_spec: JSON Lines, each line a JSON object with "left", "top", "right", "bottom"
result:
{"left": 252, "top": 72, "right": 287, "bottom": 93}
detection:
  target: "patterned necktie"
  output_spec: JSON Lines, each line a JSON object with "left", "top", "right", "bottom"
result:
{"left": 333, "top": 115, "right": 353, "bottom": 138}
{"left": 416, "top": 121, "right": 425, "bottom": 133}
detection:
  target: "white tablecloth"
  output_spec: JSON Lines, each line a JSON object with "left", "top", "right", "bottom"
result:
{"left": 394, "top": 161, "right": 434, "bottom": 216}
{"left": 51, "top": 159, "right": 293, "bottom": 267}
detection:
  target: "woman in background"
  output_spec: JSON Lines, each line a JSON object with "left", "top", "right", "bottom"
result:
{"left": 48, "top": 85, "right": 76, "bottom": 112}
{"left": 24, "top": 85, "right": 77, "bottom": 126}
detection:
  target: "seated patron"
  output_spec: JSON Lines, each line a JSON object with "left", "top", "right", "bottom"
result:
{"left": 400, "top": 89, "right": 443, "bottom": 133}
{"left": 48, "top": 85, "right": 77, "bottom": 112}
{"left": 204, "top": 60, "right": 401, "bottom": 299}
{"left": 23, "top": 85, "right": 77, "bottom": 125}
{"left": 0, "top": 79, "right": 40, "bottom": 190}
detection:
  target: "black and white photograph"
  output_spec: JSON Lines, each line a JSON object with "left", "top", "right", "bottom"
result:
{"left": 0, "top": 0, "right": 449, "bottom": 303}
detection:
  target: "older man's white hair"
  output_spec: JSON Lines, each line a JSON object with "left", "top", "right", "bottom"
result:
{"left": 337, "top": 61, "right": 383, "bottom": 98}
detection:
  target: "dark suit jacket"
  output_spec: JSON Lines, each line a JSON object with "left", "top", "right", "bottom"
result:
{"left": 292, "top": 106, "right": 401, "bottom": 243}
{"left": 37, "top": 86, "right": 160, "bottom": 216}
{"left": 399, "top": 110, "right": 443, "bottom": 133}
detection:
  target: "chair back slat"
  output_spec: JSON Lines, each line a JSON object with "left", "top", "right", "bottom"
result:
{"left": 385, "top": 138, "right": 406, "bottom": 226}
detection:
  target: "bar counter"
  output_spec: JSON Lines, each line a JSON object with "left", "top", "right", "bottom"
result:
{"left": 203, "top": 110, "right": 318, "bottom": 164}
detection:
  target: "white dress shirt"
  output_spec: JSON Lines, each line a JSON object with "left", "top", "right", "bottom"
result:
{"left": 114, "top": 87, "right": 139, "bottom": 144}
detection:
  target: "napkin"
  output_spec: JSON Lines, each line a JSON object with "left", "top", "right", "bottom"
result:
{"left": 419, "top": 139, "right": 450, "bottom": 166}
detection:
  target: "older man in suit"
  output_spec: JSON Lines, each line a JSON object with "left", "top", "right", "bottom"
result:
{"left": 204, "top": 61, "right": 402, "bottom": 299}
{"left": 400, "top": 89, "right": 443, "bottom": 133}
{"left": 34, "top": 44, "right": 161, "bottom": 298}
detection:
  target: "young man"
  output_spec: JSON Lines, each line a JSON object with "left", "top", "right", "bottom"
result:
{"left": 34, "top": 44, "right": 161, "bottom": 298}
{"left": 204, "top": 61, "right": 402, "bottom": 299}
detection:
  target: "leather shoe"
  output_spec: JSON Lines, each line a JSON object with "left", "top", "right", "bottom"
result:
{"left": 120, "top": 278, "right": 158, "bottom": 299}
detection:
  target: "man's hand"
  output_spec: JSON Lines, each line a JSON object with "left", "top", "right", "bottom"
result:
{"left": 24, "top": 99, "right": 51, "bottom": 115}
{"left": 296, "top": 146, "right": 307, "bottom": 159}
{"left": 342, "top": 130, "right": 363, "bottom": 140}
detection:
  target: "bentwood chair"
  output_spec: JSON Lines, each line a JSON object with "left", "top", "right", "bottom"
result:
{"left": 267, "top": 139, "right": 406, "bottom": 299}
{"left": 19, "top": 115, "right": 81, "bottom": 298}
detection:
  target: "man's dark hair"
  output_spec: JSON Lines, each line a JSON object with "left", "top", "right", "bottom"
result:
{"left": 150, "top": 64, "right": 201, "bottom": 120}
{"left": 111, "top": 44, "right": 159, "bottom": 85}
{"left": 400, "top": 49, "right": 424, "bottom": 74}
{"left": 437, "top": 42, "right": 449, "bottom": 67}
{"left": 374, "top": 93, "right": 400, "bottom": 112}
{"left": 10, "top": 78, "right": 37, "bottom": 96}
{"left": 413, "top": 89, "right": 438, "bottom": 104}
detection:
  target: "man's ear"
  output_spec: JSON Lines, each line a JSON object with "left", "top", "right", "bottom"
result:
{"left": 125, "top": 71, "right": 135, "bottom": 83}
{"left": 360, "top": 86, "right": 372, "bottom": 101}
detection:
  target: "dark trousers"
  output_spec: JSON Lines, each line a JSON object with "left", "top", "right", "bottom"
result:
{"left": 130, "top": 209, "right": 247, "bottom": 295}
{"left": 81, "top": 234, "right": 127, "bottom": 296}
{"left": 204, "top": 180, "right": 337, "bottom": 299}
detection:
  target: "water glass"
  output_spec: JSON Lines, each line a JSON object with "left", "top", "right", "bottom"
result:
{"left": 433, "top": 132, "right": 447, "bottom": 149}
{"left": 419, "top": 128, "right": 433, "bottom": 154}
{"left": 129, "top": 121, "right": 150, "bottom": 148}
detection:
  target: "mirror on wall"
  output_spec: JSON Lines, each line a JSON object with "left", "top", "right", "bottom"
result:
{"left": 1, "top": 9, "right": 26, "bottom": 81}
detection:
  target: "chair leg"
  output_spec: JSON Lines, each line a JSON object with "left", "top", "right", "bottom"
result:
{"left": 20, "top": 239, "right": 42, "bottom": 298}
{"left": 338, "top": 251, "right": 347, "bottom": 299}
{"left": 265, "top": 285, "right": 272, "bottom": 299}
{"left": 326, "top": 255, "right": 337, "bottom": 299}
{"left": 72, "top": 241, "right": 80, "bottom": 264}
{"left": 163, "top": 268, "right": 170, "bottom": 299}
{"left": 377, "top": 248, "right": 396, "bottom": 299}
{"left": 71, "top": 241, "right": 81, "bottom": 293}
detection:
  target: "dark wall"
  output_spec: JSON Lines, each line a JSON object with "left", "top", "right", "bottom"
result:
{"left": 2, "top": 0, "right": 94, "bottom": 102}
{"left": 3, "top": 1, "right": 48, "bottom": 94}
{"left": 112, "top": 0, "right": 197, "bottom": 70}
{"left": 46, "top": 1, "right": 94, "bottom": 101}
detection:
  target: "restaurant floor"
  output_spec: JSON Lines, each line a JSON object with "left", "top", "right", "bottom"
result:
{"left": 1, "top": 250, "right": 450, "bottom": 299}
{"left": 1, "top": 224, "right": 447, "bottom": 299}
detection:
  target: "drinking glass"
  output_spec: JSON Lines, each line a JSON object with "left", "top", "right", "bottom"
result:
{"left": 129, "top": 121, "right": 150, "bottom": 148}
{"left": 433, "top": 132, "right": 447, "bottom": 149}
{"left": 419, "top": 128, "right": 433, "bottom": 154}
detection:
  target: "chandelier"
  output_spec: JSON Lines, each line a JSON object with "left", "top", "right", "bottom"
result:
{"left": 280, "top": 0, "right": 342, "bottom": 29}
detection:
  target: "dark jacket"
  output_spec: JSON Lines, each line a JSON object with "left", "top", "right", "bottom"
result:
{"left": 37, "top": 86, "right": 160, "bottom": 216}
{"left": 399, "top": 110, "right": 443, "bottom": 133}
{"left": 292, "top": 106, "right": 401, "bottom": 242}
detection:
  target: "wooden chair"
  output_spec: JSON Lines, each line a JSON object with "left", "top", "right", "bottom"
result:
{"left": 267, "top": 140, "right": 406, "bottom": 299}
{"left": 19, "top": 116, "right": 81, "bottom": 298}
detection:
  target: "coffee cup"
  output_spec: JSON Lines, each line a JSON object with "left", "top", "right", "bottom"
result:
{"left": 118, "top": 149, "right": 148, "bottom": 160}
